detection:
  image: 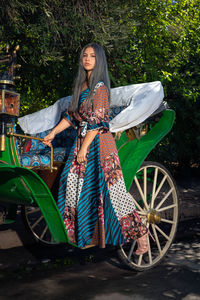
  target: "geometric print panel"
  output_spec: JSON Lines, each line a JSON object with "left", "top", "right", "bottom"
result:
{"left": 109, "top": 179, "right": 136, "bottom": 220}
{"left": 65, "top": 172, "right": 84, "bottom": 208}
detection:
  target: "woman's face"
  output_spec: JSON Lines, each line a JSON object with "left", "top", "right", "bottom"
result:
{"left": 82, "top": 47, "right": 96, "bottom": 77}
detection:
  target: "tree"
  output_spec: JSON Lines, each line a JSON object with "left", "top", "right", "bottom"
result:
{"left": 0, "top": 0, "right": 199, "bottom": 168}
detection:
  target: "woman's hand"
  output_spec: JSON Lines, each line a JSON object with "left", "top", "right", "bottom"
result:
{"left": 77, "top": 129, "right": 98, "bottom": 163}
{"left": 77, "top": 146, "right": 88, "bottom": 164}
{"left": 43, "top": 131, "right": 56, "bottom": 147}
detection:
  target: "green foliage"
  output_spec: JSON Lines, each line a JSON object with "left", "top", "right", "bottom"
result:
{"left": 0, "top": 0, "right": 199, "bottom": 167}
{"left": 133, "top": 0, "right": 200, "bottom": 167}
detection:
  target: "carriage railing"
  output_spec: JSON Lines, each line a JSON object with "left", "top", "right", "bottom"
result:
{"left": 7, "top": 100, "right": 169, "bottom": 173}
{"left": 7, "top": 129, "right": 57, "bottom": 172}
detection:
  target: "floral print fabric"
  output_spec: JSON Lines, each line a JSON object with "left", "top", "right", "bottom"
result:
{"left": 57, "top": 82, "right": 147, "bottom": 248}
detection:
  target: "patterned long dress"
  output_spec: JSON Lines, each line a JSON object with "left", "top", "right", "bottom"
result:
{"left": 57, "top": 82, "right": 147, "bottom": 248}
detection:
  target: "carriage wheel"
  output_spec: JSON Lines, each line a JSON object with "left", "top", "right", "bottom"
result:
{"left": 22, "top": 205, "right": 58, "bottom": 246}
{"left": 118, "top": 161, "right": 179, "bottom": 271}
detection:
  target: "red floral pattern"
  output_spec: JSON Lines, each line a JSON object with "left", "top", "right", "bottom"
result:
{"left": 119, "top": 210, "right": 148, "bottom": 242}
{"left": 102, "top": 151, "right": 123, "bottom": 187}
{"left": 64, "top": 206, "right": 76, "bottom": 244}
{"left": 98, "top": 193, "right": 104, "bottom": 225}
{"left": 79, "top": 101, "right": 109, "bottom": 127}
{"left": 59, "top": 84, "right": 148, "bottom": 248}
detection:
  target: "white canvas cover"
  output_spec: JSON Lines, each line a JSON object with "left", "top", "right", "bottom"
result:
{"left": 18, "top": 81, "right": 164, "bottom": 134}
{"left": 109, "top": 81, "right": 164, "bottom": 132}
{"left": 18, "top": 96, "right": 72, "bottom": 134}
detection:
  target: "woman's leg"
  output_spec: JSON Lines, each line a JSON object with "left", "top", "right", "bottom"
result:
{"left": 136, "top": 232, "right": 149, "bottom": 255}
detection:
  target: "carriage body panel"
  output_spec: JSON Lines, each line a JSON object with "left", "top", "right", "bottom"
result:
{"left": 0, "top": 70, "right": 178, "bottom": 270}
{"left": 0, "top": 163, "right": 73, "bottom": 244}
{"left": 117, "top": 109, "right": 175, "bottom": 190}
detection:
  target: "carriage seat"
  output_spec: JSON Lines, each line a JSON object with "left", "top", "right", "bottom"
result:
{"left": 19, "top": 104, "right": 126, "bottom": 168}
{"left": 109, "top": 106, "right": 127, "bottom": 121}
{"left": 19, "top": 101, "right": 167, "bottom": 167}
{"left": 19, "top": 127, "right": 76, "bottom": 167}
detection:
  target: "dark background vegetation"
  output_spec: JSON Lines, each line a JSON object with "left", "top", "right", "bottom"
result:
{"left": 0, "top": 0, "right": 199, "bottom": 174}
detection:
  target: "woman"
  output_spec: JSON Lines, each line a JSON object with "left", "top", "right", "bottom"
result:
{"left": 44, "top": 43, "right": 148, "bottom": 254}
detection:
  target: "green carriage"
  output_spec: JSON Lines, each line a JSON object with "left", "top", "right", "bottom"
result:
{"left": 0, "top": 49, "right": 178, "bottom": 271}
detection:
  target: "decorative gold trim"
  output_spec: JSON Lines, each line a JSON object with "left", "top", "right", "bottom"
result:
{"left": 14, "top": 64, "right": 21, "bottom": 69}
{"left": 125, "top": 128, "right": 137, "bottom": 141}
{"left": 147, "top": 209, "right": 161, "bottom": 224}
{"left": 0, "top": 135, "right": 6, "bottom": 151}
{"left": 50, "top": 146, "right": 54, "bottom": 172}
{"left": 8, "top": 130, "right": 57, "bottom": 172}
{"left": 0, "top": 160, "right": 9, "bottom": 164}
{"left": 0, "top": 80, "right": 14, "bottom": 85}
{"left": 20, "top": 178, "right": 31, "bottom": 193}
{"left": 0, "top": 58, "right": 10, "bottom": 64}
{"left": 14, "top": 45, "right": 20, "bottom": 53}
{"left": 2, "top": 90, "right": 5, "bottom": 112}
{"left": 82, "top": 244, "right": 96, "bottom": 249}
{"left": 9, "top": 135, "right": 17, "bottom": 166}
{"left": 12, "top": 135, "right": 21, "bottom": 166}
{"left": 25, "top": 166, "right": 58, "bottom": 171}
{"left": 8, "top": 131, "right": 44, "bottom": 142}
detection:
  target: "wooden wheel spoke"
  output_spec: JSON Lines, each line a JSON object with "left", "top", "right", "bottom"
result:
{"left": 26, "top": 207, "right": 40, "bottom": 215}
{"left": 157, "top": 204, "right": 176, "bottom": 212}
{"left": 23, "top": 206, "right": 57, "bottom": 246}
{"left": 128, "top": 193, "right": 145, "bottom": 213}
{"left": 137, "top": 211, "right": 147, "bottom": 216}
{"left": 152, "top": 174, "right": 167, "bottom": 203}
{"left": 128, "top": 240, "right": 137, "bottom": 260}
{"left": 148, "top": 235, "right": 153, "bottom": 264}
{"left": 134, "top": 175, "right": 149, "bottom": 211}
{"left": 40, "top": 225, "right": 48, "bottom": 239}
{"left": 151, "top": 224, "right": 162, "bottom": 255}
{"left": 155, "top": 224, "right": 170, "bottom": 241}
{"left": 116, "top": 162, "right": 178, "bottom": 270}
{"left": 155, "top": 187, "right": 174, "bottom": 210}
{"left": 137, "top": 254, "right": 142, "bottom": 266}
{"left": 143, "top": 167, "right": 147, "bottom": 206}
{"left": 31, "top": 215, "right": 44, "bottom": 229}
{"left": 151, "top": 167, "right": 158, "bottom": 209}
{"left": 160, "top": 218, "right": 175, "bottom": 224}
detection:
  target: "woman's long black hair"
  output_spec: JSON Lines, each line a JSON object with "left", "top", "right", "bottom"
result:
{"left": 68, "top": 43, "right": 110, "bottom": 112}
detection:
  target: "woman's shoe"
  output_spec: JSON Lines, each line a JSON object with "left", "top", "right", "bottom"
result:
{"left": 136, "top": 233, "right": 149, "bottom": 255}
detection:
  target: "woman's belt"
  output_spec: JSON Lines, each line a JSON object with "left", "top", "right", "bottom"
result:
{"left": 78, "top": 121, "right": 88, "bottom": 137}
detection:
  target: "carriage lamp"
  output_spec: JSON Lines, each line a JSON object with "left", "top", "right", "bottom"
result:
{"left": 0, "top": 45, "right": 20, "bottom": 152}
{"left": 0, "top": 88, "right": 20, "bottom": 116}
{"left": 0, "top": 83, "right": 20, "bottom": 151}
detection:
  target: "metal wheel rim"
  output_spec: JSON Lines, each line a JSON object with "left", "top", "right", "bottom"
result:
{"left": 23, "top": 206, "right": 57, "bottom": 246}
{"left": 120, "top": 162, "right": 178, "bottom": 270}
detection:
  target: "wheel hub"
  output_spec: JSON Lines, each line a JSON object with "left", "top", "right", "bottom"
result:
{"left": 147, "top": 209, "right": 161, "bottom": 224}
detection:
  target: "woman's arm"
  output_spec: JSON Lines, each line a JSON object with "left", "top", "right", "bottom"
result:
{"left": 43, "top": 118, "right": 71, "bottom": 147}
{"left": 77, "top": 84, "right": 109, "bottom": 163}
{"left": 77, "top": 129, "right": 99, "bottom": 163}
{"left": 52, "top": 118, "right": 71, "bottom": 135}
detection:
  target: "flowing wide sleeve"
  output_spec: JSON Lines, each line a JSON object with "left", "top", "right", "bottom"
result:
{"left": 87, "top": 84, "right": 110, "bottom": 133}
{"left": 62, "top": 110, "right": 78, "bottom": 129}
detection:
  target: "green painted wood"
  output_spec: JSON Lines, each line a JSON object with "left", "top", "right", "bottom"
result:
{"left": 0, "top": 136, "right": 14, "bottom": 165}
{"left": 0, "top": 165, "right": 74, "bottom": 245}
{"left": 117, "top": 110, "right": 175, "bottom": 191}
{"left": 0, "top": 165, "right": 33, "bottom": 204}
{"left": 0, "top": 110, "right": 174, "bottom": 245}
{"left": 5, "top": 204, "right": 18, "bottom": 224}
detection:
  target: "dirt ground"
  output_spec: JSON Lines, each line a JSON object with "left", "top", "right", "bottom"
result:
{"left": 0, "top": 173, "right": 199, "bottom": 300}
{"left": 0, "top": 219, "right": 200, "bottom": 300}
